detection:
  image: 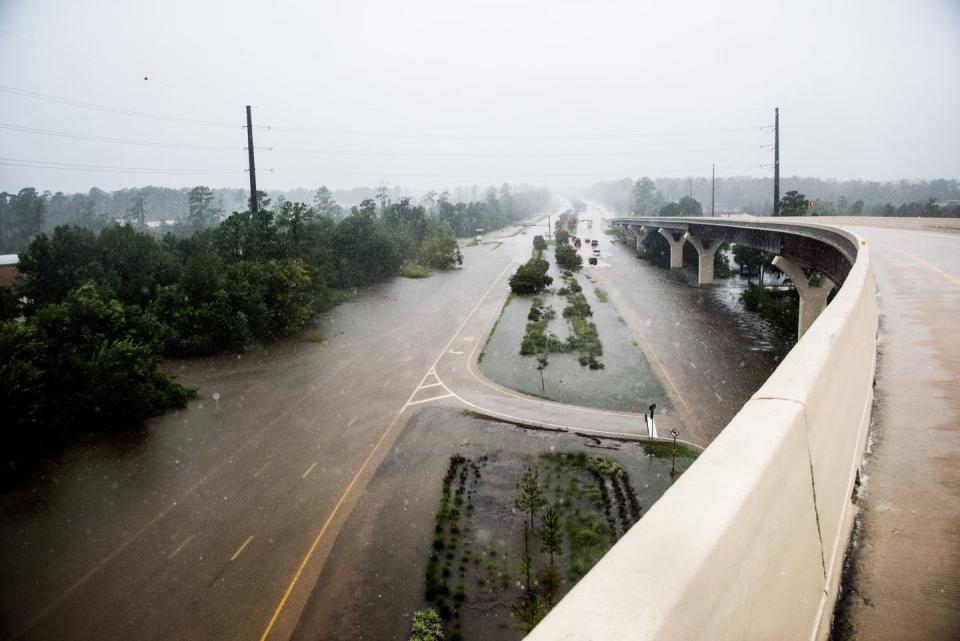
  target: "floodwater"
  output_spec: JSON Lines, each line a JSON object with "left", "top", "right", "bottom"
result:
{"left": 586, "top": 224, "right": 796, "bottom": 443}
{"left": 478, "top": 248, "right": 671, "bottom": 414}
{"left": 291, "top": 406, "right": 693, "bottom": 641}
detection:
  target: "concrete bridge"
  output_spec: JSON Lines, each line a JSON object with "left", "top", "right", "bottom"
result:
{"left": 610, "top": 216, "right": 855, "bottom": 337}
{"left": 526, "top": 217, "right": 960, "bottom": 641}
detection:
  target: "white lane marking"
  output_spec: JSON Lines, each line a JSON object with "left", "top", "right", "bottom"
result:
{"left": 167, "top": 535, "right": 194, "bottom": 560}
{"left": 231, "top": 535, "right": 254, "bottom": 562}
{"left": 253, "top": 462, "right": 270, "bottom": 478}
{"left": 714, "top": 391, "right": 723, "bottom": 402}
{"left": 448, "top": 350, "right": 464, "bottom": 355}
{"left": 301, "top": 462, "right": 317, "bottom": 479}
{"left": 419, "top": 382, "right": 444, "bottom": 389}
{"left": 399, "top": 259, "right": 520, "bottom": 414}
{"left": 347, "top": 415, "right": 359, "bottom": 427}
{"left": 406, "top": 393, "right": 454, "bottom": 407}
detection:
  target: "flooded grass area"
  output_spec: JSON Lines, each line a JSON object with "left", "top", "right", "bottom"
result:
{"left": 479, "top": 249, "right": 670, "bottom": 414}
{"left": 292, "top": 407, "right": 695, "bottom": 641}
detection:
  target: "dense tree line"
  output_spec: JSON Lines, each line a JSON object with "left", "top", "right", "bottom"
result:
{"left": 0, "top": 182, "right": 552, "bottom": 254}
{"left": 583, "top": 177, "right": 960, "bottom": 217}
{"left": 1, "top": 184, "right": 541, "bottom": 476}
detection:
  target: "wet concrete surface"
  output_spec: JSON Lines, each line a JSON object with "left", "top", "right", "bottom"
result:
{"left": 832, "top": 225, "right": 960, "bottom": 640}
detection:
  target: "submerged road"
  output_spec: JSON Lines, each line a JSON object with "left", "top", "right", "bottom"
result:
{"left": 0, "top": 221, "right": 528, "bottom": 641}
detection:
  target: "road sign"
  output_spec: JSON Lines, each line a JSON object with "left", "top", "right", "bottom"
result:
{"left": 670, "top": 428, "right": 679, "bottom": 438}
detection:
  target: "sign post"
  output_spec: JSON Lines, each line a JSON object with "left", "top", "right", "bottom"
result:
{"left": 670, "top": 428, "right": 680, "bottom": 476}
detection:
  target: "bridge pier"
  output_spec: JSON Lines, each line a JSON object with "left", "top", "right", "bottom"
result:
{"left": 633, "top": 226, "right": 649, "bottom": 253}
{"left": 683, "top": 233, "right": 719, "bottom": 286}
{"left": 772, "top": 255, "right": 836, "bottom": 338}
{"left": 658, "top": 228, "right": 685, "bottom": 270}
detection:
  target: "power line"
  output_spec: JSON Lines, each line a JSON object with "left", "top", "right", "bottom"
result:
{"left": 275, "top": 144, "right": 763, "bottom": 158}
{"left": 0, "top": 122, "right": 262, "bottom": 151}
{"left": 0, "top": 85, "right": 244, "bottom": 129}
{"left": 266, "top": 124, "right": 766, "bottom": 141}
{"left": 0, "top": 157, "right": 242, "bottom": 175}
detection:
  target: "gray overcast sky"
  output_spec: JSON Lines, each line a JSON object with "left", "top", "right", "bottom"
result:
{"left": 1, "top": 0, "right": 958, "bottom": 194}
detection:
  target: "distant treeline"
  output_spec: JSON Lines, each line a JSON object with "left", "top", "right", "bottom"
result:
{"left": 0, "top": 184, "right": 549, "bottom": 476}
{"left": 0, "top": 182, "right": 552, "bottom": 254}
{"left": 584, "top": 177, "right": 960, "bottom": 216}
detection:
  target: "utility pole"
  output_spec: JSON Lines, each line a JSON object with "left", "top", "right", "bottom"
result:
{"left": 773, "top": 107, "right": 780, "bottom": 216}
{"left": 711, "top": 163, "right": 716, "bottom": 217}
{"left": 246, "top": 105, "right": 258, "bottom": 213}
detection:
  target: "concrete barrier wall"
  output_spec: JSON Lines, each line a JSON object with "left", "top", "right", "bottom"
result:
{"left": 527, "top": 227, "right": 877, "bottom": 641}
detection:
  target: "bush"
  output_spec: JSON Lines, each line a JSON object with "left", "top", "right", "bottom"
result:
{"left": 409, "top": 608, "right": 444, "bottom": 641}
{"left": 418, "top": 234, "right": 463, "bottom": 270}
{"left": 562, "top": 293, "right": 593, "bottom": 319}
{"left": 555, "top": 229, "right": 570, "bottom": 244}
{"left": 509, "top": 258, "right": 553, "bottom": 294}
{"left": 554, "top": 243, "right": 582, "bottom": 271}
{"left": 402, "top": 263, "right": 432, "bottom": 278}
{"left": 532, "top": 235, "right": 547, "bottom": 251}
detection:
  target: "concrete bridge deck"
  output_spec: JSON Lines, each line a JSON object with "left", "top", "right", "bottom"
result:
{"left": 831, "top": 222, "right": 960, "bottom": 640}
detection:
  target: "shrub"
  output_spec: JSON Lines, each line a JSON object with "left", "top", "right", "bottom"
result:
{"left": 532, "top": 235, "right": 547, "bottom": 251}
{"left": 418, "top": 235, "right": 463, "bottom": 270}
{"left": 409, "top": 609, "right": 444, "bottom": 641}
{"left": 509, "top": 258, "right": 553, "bottom": 295}
{"left": 401, "top": 263, "right": 432, "bottom": 278}
{"left": 554, "top": 243, "right": 582, "bottom": 271}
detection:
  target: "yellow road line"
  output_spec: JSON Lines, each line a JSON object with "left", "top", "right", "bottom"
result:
{"left": 166, "top": 535, "right": 194, "bottom": 561}
{"left": 889, "top": 247, "right": 960, "bottom": 287}
{"left": 258, "top": 257, "right": 519, "bottom": 641}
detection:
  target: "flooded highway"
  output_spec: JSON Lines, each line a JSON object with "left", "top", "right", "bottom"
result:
{"left": 0, "top": 209, "right": 798, "bottom": 641}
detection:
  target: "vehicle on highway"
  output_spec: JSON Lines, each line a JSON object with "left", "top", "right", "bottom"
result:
{"left": 588, "top": 256, "right": 598, "bottom": 265}
{"left": 591, "top": 239, "right": 599, "bottom": 247}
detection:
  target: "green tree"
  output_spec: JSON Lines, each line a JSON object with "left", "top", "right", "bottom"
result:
{"left": 0, "top": 283, "right": 194, "bottom": 474}
{"left": 409, "top": 609, "right": 444, "bottom": 641}
{"left": 554, "top": 243, "right": 582, "bottom": 271}
{"left": 659, "top": 202, "right": 681, "bottom": 217}
{"left": 678, "top": 196, "right": 703, "bottom": 217}
{"left": 515, "top": 466, "right": 546, "bottom": 532}
{"left": 540, "top": 505, "right": 563, "bottom": 605}
{"left": 777, "top": 190, "right": 808, "bottom": 216}
{"left": 188, "top": 186, "right": 215, "bottom": 228}
{"left": 16, "top": 225, "right": 102, "bottom": 311}
{"left": 418, "top": 235, "right": 463, "bottom": 270}
{"left": 313, "top": 186, "right": 342, "bottom": 219}
{"left": 509, "top": 258, "right": 553, "bottom": 295}
{"left": 277, "top": 201, "right": 315, "bottom": 248}
{"left": 632, "top": 177, "right": 664, "bottom": 215}
{"left": 532, "top": 235, "right": 547, "bottom": 251}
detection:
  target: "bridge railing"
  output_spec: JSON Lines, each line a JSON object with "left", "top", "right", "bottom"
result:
{"left": 526, "top": 224, "right": 877, "bottom": 641}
